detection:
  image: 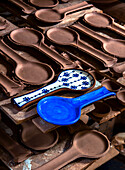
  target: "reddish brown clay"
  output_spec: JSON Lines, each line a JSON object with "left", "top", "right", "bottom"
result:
{"left": 116, "top": 90, "right": 125, "bottom": 106}
{"left": 0, "top": 128, "right": 31, "bottom": 163}
{"left": 37, "top": 130, "right": 110, "bottom": 170}
{"left": 71, "top": 22, "right": 125, "bottom": 58}
{"left": 102, "top": 79, "right": 121, "bottom": 92}
{"left": 32, "top": 117, "right": 59, "bottom": 133}
{"left": 83, "top": 12, "right": 125, "bottom": 37}
{"left": 91, "top": 101, "right": 111, "bottom": 118}
{"left": 47, "top": 27, "right": 117, "bottom": 67}
{"left": 21, "top": 121, "right": 59, "bottom": 150}
{"left": 35, "top": 1, "right": 93, "bottom": 24}
{"left": 9, "top": 27, "right": 76, "bottom": 69}
{"left": 29, "top": 0, "right": 59, "bottom": 8}
{"left": 0, "top": 73, "right": 24, "bottom": 96}
{"left": 112, "top": 62, "right": 125, "bottom": 75}
{"left": 0, "top": 39, "right": 55, "bottom": 85}
{"left": 8, "top": 0, "right": 36, "bottom": 14}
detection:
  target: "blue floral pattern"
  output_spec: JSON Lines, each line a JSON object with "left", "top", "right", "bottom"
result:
{"left": 14, "top": 69, "right": 96, "bottom": 107}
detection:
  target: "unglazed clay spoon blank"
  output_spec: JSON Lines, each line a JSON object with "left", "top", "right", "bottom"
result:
{"left": 29, "top": 0, "right": 59, "bottom": 8}
{"left": 9, "top": 27, "right": 76, "bottom": 69}
{"left": 21, "top": 121, "right": 59, "bottom": 150}
{"left": 71, "top": 22, "right": 125, "bottom": 58}
{"left": 46, "top": 27, "right": 117, "bottom": 67}
{"left": 8, "top": 0, "right": 36, "bottom": 14}
{"left": 0, "top": 39, "right": 55, "bottom": 85}
{"left": 35, "top": 2, "right": 93, "bottom": 24}
{"left": 83, "top": 12, "right": 125, "bottom": 37}
{"left": 36, "top": 130, "right": 110, "bottom": 170}
{"left": 0, "top": 73, "right": 24, "bottom": 96}
{"left": 12, "top": 69, "right": 96, "bottom": 109}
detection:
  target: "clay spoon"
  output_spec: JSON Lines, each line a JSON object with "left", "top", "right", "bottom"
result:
{"left": 37, "top": 86, "right": 115, "bottom": 125}
{"left": 46, "top": 27, "right": 117, "bottom": 67}
{"left": 0, "top": 73, "right": 24, "bottom": 96}
{"left": 29, "top": 0, "right": 59, "bottom": 8}
{"left": 83, "top": 12, "right": 125, "bottom": 37}
{"left": 71, "top": 22, "right": 125, "bottom": 58}
{"left": 0, "top": 39, "right": 55, "bottom": 85}
{"left": 21, "top": 121, "right": 59, "bottom": 150}
{"left": 9, "top": 27, "right": 76, "bottom": 69}
{"left": 8, "top": 0, "right": 36, "bottom": 14}
{"left": 36, "top": 130, "right": 110, "bottom": 170}
{"left": 35, "top": 1, "right": 93, "bottom": 24}
{"left": 12, "top": 69, "right": 96, "bottom": 109}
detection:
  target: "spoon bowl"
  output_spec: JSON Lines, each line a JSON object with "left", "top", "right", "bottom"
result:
{"left": 37, "top": 130, "right": 110, "bottom": 170}
{"left": 37, "top": 86, "right": 116, "bottom": 125}
{"left": 9, "top": 27, "right": 75, "bottom": 69}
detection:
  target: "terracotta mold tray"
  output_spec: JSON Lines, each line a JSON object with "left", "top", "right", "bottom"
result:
{"left": 0, "top": 39, "right": 55, "bottom": 85}
{"left": 8, "top": 27, "right": 77, "bottom": 70}
{"left": 71, "top": 22, "right": 125, "bottom": 58}
{"left": 51, "top": 44, "right": 110, "bottom": 72}
{"left": 46, "top": 26, "right": 117, "bottom": 68}
{"left": 83, "top": 12, "right": 125, "bottom": 37}
{"left": 34, "top": 1, "right": 92, "bottom": 24}
{"left": 0, "top": 1, "right": 99, "bottom": 31}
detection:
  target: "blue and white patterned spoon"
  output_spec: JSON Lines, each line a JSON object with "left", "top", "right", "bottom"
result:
{"left": 12, "top": 69, "right": 96, "bottom": 109}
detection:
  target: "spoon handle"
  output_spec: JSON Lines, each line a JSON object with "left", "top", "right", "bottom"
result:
{"left": 73, "top": 86, "right": 116, "bottom": 108}
{"left": 77, "top": 39, "right": 117, "bottom": 67}
{"left": 36, "top": 146, "right": 79, "bottom": 170}
{"left": 0, "top": 73, "right": 24, "bottom": 96}
{"left": 8, "top": 0, "right": 36, "bottom": 14}
{"left": 71, "top": 24, "right": 117, "bottom": 67}
{"left": 59, "top": 1, "right": 93, "bottom": 14}
{"left": 12, "top": 80, "right": 62, "bottom": 109}
{"left": 33, "top": 43, "right": 77, "bottom": 69}
{"left": 110, "top": 22, "right": 125, "bottom": 37}
{"left": 71, "top": 22, "right": 108, "bottom": 43}
{"left": 0, "top": 40, "right": 26, "bottom": 64}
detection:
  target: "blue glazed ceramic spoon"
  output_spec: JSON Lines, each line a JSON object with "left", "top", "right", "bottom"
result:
{"left": 12, "top": 69, "right": 96, "bottom": 109}
{"left": 37, "top": 87, "right": 115, "bottom": 125}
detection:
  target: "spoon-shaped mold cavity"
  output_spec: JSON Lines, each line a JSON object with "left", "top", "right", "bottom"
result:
{"left": 91, "top": 101, "right": 111, "bottom": 118}
{"left": 102, "top": 79, "right": 121, "bottom": 92}
{"left": 116, "top": 90, "right": 125, "bottom": 106}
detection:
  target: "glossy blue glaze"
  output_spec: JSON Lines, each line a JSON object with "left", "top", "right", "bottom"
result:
{"left": 37, "top": 86, "right": 116, "bottom": 125}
